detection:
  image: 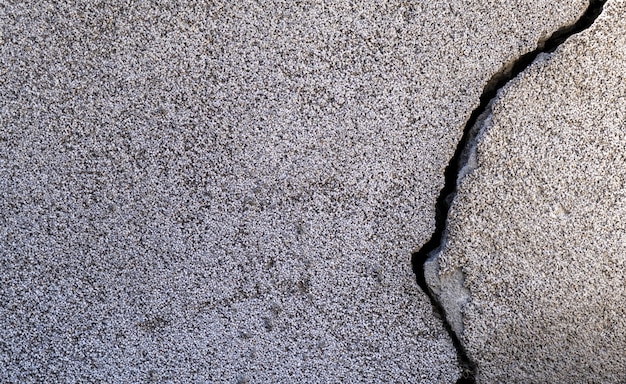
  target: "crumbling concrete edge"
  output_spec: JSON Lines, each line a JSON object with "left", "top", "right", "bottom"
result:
{"left": 411, "top": 1, "right": 608, "bottom": 383}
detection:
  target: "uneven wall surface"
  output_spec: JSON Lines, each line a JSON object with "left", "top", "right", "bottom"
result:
{"left": 0, "top": 1, "right": 596, "bottom": 382}
{"left": 427, "top": 0, "right": 626, "bottom": 382}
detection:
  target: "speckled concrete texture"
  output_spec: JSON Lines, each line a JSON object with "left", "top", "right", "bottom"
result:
{"left": 0, "top": 1, "right": 587, "bottom": 382}
{"left": 427, "top": 0, "right": 626, "bottom": 382}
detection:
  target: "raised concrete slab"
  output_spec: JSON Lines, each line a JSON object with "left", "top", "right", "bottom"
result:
{"left": 0, "top": 1, "right": 587, "bottom": 382}
{"left": 427, "top": 0, "right": 626, "bottom": 382}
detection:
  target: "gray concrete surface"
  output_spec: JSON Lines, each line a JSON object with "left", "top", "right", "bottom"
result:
{"left": 0, "top": 1, "right": 588, "bottom": 382}
{"left": 427, "top": 0, "right": 626, "bottom": 382}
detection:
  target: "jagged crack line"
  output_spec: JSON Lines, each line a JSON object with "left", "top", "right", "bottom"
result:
{"left": 410, "top": 1, "right": 607, "bottom": 383}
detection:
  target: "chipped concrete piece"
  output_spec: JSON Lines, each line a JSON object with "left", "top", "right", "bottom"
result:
{"left": 428, "top": 0, "right": 626, "bottom": 382}
{"left": 0, "top": 1, "right": 589, "bottom": 382}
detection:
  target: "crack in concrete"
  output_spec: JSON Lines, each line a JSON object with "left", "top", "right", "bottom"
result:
{"left": 410, "top": 1, "right": 608, "bottom": 382}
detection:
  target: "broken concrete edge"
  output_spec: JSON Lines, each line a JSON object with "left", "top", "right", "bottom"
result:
{"left": 424, "top": 94, "right": 496, "bottom": 334}
{"left": 413, "top": 0, "right": 608, "bottom": 381}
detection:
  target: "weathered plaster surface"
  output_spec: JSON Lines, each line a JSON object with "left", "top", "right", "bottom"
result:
{"left": 0, "top": 0, "right": 594, "bottom": 382}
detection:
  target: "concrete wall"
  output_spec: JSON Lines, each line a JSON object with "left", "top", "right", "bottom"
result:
{"left": 2, "top": 1, "right": 622, "bottom": 383}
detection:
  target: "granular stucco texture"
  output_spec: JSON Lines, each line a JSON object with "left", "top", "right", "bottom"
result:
{"left": 426, "top": 0, "right": 626, "bottom": 382}
{"left": 1, "top": 1, "right": 587, "bottom": 382}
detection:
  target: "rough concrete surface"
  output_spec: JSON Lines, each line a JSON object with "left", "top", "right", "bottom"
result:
{"left": 0, "top": 1, "right": 590, "bottom": 382}
{"left": 427, "top": 0, "right": 626, "bottom": 382}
